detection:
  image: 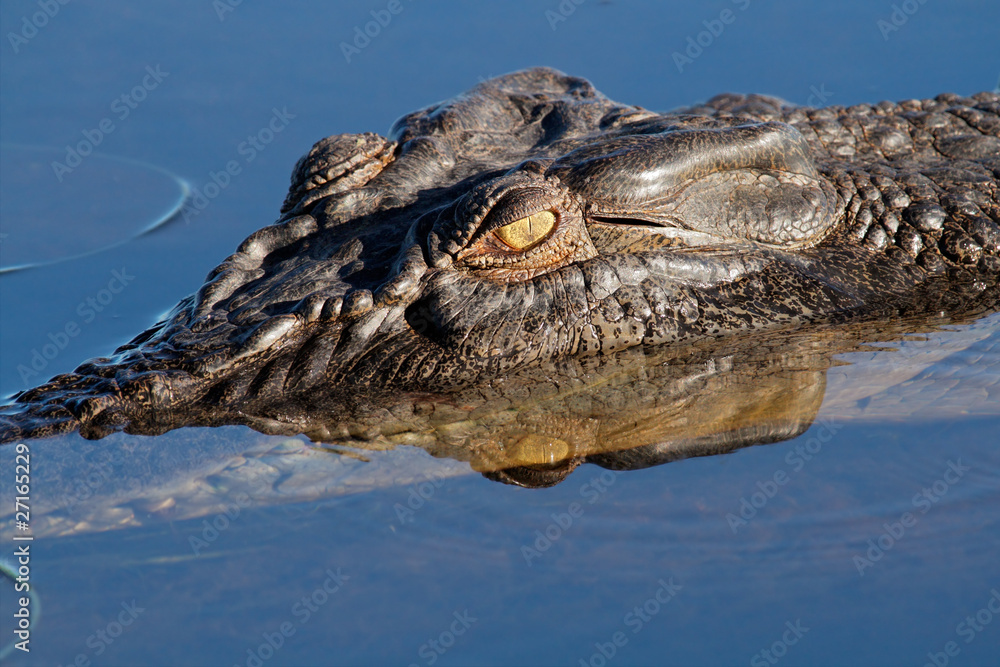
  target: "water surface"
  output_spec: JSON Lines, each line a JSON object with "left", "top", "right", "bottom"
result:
{"left": 1, "top": 2, "right": 998, "bottom": 665}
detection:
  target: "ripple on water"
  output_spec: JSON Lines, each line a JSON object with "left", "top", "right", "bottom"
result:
{"left": 0, "top": 144, "right": 189, "bottom": 273}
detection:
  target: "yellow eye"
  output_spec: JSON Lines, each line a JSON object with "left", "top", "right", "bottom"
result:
{"left": 493, "top": 210, "right": 556, "bottom": 250}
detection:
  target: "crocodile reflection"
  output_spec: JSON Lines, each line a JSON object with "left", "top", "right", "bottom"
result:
{"left": 3, "top": 313, "right": 998, "bottom": 538}
{"left": 264, "top": 309, "right": 997, "bottom": 488}
{"left": 309, "top": 325, "right": 830, "bottom": 488}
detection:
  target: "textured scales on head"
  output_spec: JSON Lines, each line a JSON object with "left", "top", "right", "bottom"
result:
{"left": 1, "top": 67, "right": 998, "bottom": 442}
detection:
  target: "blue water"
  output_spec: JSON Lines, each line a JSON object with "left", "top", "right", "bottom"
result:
{"left": 1, "top": 2, "right": 999, "bottom": 665}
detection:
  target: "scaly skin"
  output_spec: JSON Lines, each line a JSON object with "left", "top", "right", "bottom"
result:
{"left": 1, "top": 68, "right": 998, "bottom": 443}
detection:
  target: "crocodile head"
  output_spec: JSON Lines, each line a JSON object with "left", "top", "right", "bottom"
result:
{"left": 4, "top": 67, "right": 998, "bottom": 443}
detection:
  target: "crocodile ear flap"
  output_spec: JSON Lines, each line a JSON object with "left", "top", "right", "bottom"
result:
{"left": 280, "top": 132, "right": 397, "bottom": 216}
{"left": 552, "top": 122, "right": 840, "bottom": 249}
{"left": 655, "top": 159, "right": 841, "bottom": 249}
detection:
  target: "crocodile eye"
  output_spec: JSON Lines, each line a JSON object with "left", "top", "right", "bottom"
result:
{"left": 493, "top": 210, "right": 556, "bottom": 250}
{"left": 453, "top": 190, "right": 596, "bottom": 281}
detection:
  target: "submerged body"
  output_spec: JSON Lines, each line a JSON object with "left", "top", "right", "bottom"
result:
{"left": 1, "top": 68, "right": 999, "bottom": 443}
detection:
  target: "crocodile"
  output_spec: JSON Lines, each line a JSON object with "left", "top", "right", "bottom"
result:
{"left": 4, "top": 311, "right": 999, "bottom": 524}
{"left": 1, "top": 67, "right": 999, "bottom": 449}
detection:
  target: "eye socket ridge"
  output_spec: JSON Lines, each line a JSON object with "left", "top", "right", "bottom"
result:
{"left": 478, "top": 188, "right": 554, "bottom": 229}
